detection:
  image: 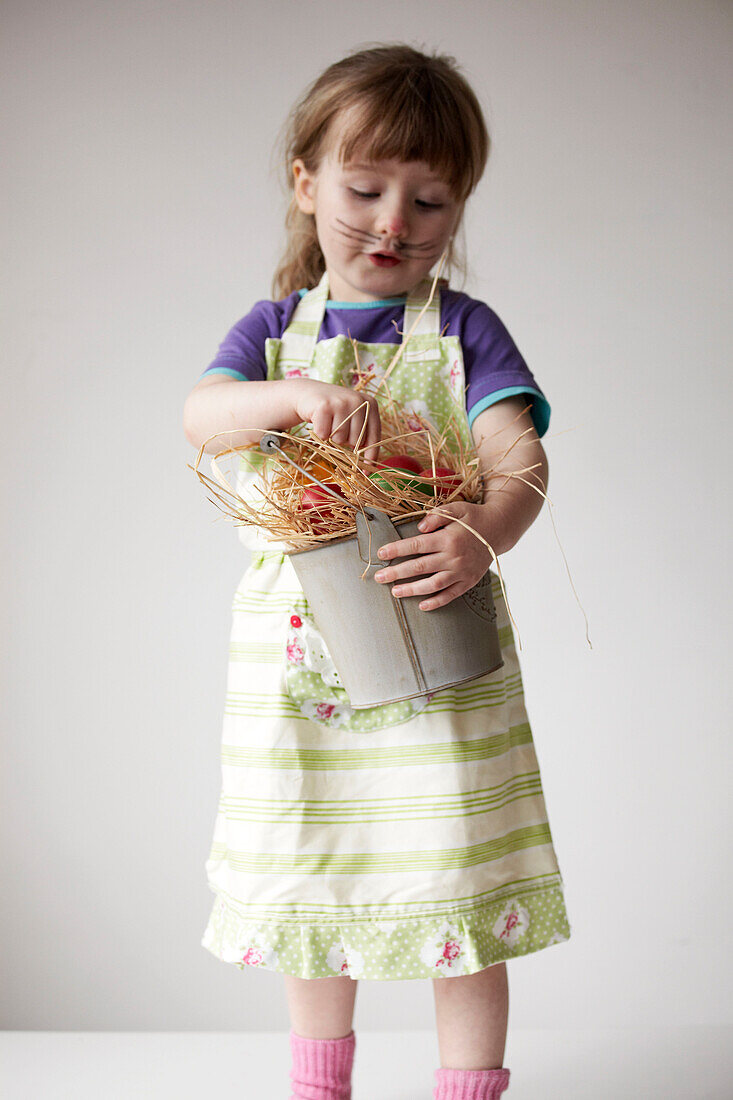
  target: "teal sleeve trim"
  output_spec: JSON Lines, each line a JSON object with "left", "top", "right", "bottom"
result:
{"left": 467, "top": 386, "right": 551, "bottom": 437}
{"left": 197, "top": 366, "right": 250, "bottom": 382}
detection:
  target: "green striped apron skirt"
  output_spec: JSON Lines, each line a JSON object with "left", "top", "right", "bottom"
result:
{"left": 201, "top": 274, "right": 571, "bottom": 979}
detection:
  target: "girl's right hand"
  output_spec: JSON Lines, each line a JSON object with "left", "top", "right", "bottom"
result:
{"left": 289, "top": 379, "right": 382, "bottom": 462}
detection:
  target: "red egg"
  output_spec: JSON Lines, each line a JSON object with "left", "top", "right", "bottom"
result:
{"left": 374, "top": 453, "right": 422, "bottom": 475}
{"left": 300, "top": 483, "right": 346, "bottom": 533}
{"left": 417, "top": 466, "right": 465, "bottom": 500}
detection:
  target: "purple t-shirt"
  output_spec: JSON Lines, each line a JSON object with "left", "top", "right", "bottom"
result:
{"left": 201, "top": 286, "right": 550, "bottom": 436}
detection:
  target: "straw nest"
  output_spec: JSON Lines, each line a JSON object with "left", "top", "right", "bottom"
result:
{"left": 191, "top": 388, "right": 482, "bottom": 552}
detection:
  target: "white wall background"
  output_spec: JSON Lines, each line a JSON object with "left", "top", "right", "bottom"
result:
{"left": 2, "top": 0, "right": 731, "bottom": 1031}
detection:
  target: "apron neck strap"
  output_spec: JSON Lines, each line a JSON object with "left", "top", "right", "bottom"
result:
{"left": 277, "top": 271, "right": 330, "bottom": 372}
{"left": 402, "top": 277, "right": 444, "bottom": 340}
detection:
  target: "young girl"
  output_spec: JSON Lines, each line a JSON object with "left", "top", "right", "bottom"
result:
{"left": 184, "top": 44, "right": 570, "bottom": 1100}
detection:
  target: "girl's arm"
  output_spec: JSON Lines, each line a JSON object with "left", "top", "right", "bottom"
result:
{"left": 471, "top": 395, "right": 549, "bottom": 552}
{"left": 372, "top": 396, "right": 549, "bottom": 610}
{"left": 183, "top": 374, "right": 382, "bottom": 459}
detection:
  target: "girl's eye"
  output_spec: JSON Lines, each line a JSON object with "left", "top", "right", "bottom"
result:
{"left": 350, "top": 188, "right": 379, "bottom": 200}
{"left": 416, "top": 199, "right": 444, "bottom": 210}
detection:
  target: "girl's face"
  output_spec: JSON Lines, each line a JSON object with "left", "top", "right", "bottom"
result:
{"left": 293, "top": 125, "right": 462, "bottom": 302}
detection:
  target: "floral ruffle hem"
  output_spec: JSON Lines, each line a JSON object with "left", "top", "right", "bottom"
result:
{"left": 202, "top": 883, "right": 570, "bottom": 980}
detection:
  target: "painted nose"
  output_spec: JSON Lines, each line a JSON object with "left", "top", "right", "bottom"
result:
{"left": 378, "top": 209, "right": 409, "bottom": 239}
{"left": 384, "top": 216, "right": 407, "bottom": 237}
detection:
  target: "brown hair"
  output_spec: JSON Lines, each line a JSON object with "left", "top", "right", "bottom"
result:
{"left": 272, "top": 44, "right": 490, "bottom": 298}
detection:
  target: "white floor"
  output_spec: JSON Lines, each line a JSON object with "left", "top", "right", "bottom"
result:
{"left": 1, "top": 1028, "right": 730, "bottom": 1099}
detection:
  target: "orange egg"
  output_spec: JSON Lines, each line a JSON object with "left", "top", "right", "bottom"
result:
{"left": 292, "top": 458, "right": 336, "bottom": 486}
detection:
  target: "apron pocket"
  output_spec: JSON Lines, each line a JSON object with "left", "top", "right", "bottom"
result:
{"left": 282, "top": 607, "right": 432, "bottom": 733}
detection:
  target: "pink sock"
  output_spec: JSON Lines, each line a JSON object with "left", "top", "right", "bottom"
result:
{"left": 289, "top": 1028, "right": 356, "bottom": 1100}
{"left": 434, "top": 1065, "right": 511, "bottom": 1099}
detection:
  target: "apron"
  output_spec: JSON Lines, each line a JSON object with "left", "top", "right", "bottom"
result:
{"left": 201, "top": 274, "right": 571, "bottom": 979}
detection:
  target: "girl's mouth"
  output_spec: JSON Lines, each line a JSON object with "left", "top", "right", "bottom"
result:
{"left": 369, "top": 252, "right": 401, "bottom": 268}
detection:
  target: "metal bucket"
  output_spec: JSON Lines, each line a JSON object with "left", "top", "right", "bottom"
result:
{"left": 288, "top": 507, "right": 504, "bottom": 709}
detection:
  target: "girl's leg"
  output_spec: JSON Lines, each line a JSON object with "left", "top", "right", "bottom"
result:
{"left": 285, "top": 976, "right": 358, "bottom": 1100}
{"left": 284, "top": 975, "right": 358, "bottom": 1039}
{"left": 431, "top": 962, "right": 509, "bottom": 1069}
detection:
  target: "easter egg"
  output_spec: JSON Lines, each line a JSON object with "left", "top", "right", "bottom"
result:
{"left": 300, "top": 482, "right": 347, "bottom": 533}
{"left": 367, "top": 453, "right": 429, "bottom": 496}
{"left": 294, "top": 458, "right": 337, "bottom": 487}
{"left": 368, "top": 470, "right": 433, "bottom": 498}
{"left": 417, "top": 466, "right": 465, "bottom": 500}
{"left": 368, "top": 470, "right": 405, "bottom": 493}
{"left": 374, "top": 453, "right": 422, "bottom": 475}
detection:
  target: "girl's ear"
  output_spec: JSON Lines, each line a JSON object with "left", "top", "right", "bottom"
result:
{"left": 293, "top": 159, "right": 316, "bottom": 214}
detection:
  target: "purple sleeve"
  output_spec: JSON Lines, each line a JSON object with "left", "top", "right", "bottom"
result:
{"left": 445, "top": 292, "right": 551, "bottom": 437}
{"left": 199, "top": 292, "right": 301, "bottom": 381}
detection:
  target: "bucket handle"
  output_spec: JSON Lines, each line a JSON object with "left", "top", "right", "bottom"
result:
{"left": 259, "top": 432, "right": 366, "bottom": 513}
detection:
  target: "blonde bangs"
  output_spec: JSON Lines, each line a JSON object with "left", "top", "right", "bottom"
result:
{"left": 334, "top": 80, "right": 485, "bottom": 201}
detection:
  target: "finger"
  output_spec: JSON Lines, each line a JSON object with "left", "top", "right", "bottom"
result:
{"left": 340, "top": 401, "right": 370, "bottom": 449}
{"left": 389, "top": 571, "right": 455, "bottom": 599}
{"left": 348, "top": 407, "right": 369, "bottom": 451}
{"left": 362, "top": 434, "right": 381, "bottom": 464}
{"left": 361, "top": 404, "right": 382, "bottom": 463}
{"left": 418, "top": 581, "right": 468, "bottom": 611}
{"left": 417, "top": 504, "right": 464, "bottom": 534}
{"left": 374, "top": 553, "right": 445, "bottom": 584}
{"left": 329, "top": 407, "right": 353, "bottom": 446}
{"left": 376, "top": 532, "right": 441, "bottom": 562}
{"left": 350, "top": 399, "right": 374, "bottom": 456}
{"left": 310, "top": 408, "right": 333, "bottom": 441}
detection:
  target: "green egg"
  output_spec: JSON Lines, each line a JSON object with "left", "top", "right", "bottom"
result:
{"left": 368, "top": 471, "right": 433, "bottom": 498}
{"left": 367, "top": 470, "right": 403, "bottom": 493}
{"left": 410, "top": 479, "right": 435, "bottom": 499}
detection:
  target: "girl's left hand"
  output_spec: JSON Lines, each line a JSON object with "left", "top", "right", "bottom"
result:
{"left": 373, "top": 501, "right": 507, "bottom": 611}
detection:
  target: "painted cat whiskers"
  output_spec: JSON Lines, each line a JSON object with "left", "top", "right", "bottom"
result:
{"left": 332, "top": 218, "right": 379, "bottom": 245}
{"left": 332, "top": 217, "right": 448, "bottom": 262}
